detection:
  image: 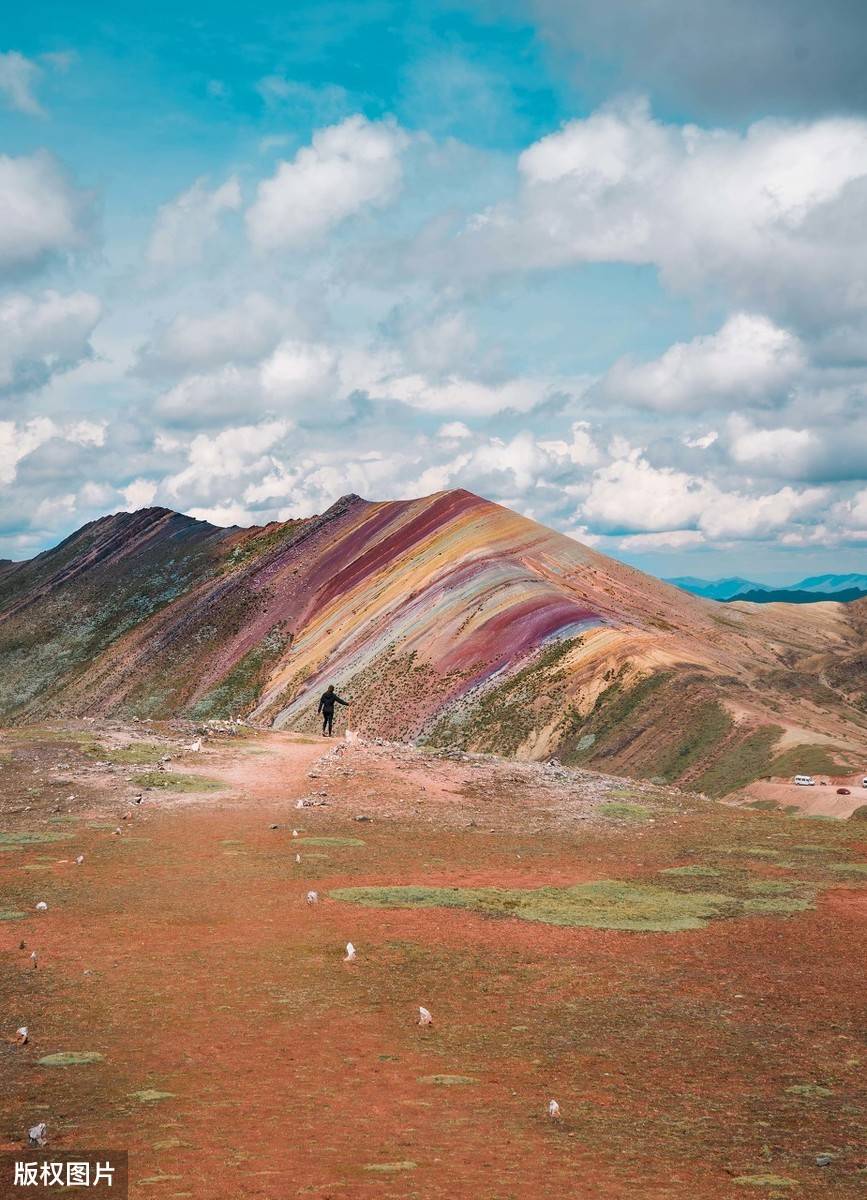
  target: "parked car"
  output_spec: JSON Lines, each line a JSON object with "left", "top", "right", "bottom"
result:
{"left": 794, "top": 775, "right": 816, "bottom": 786}
{"left": 837, "top": 788, "right": 851, "bottom": 796}
{"left": 862, "top": 777, "right": 867, "bottom": 788}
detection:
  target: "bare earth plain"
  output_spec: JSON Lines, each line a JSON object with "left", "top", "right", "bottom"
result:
{"left": 1, "top": 722, "right": 865, "bottom": 1199}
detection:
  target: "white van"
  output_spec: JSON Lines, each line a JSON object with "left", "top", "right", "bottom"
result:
{"left": 793, "top": 775, "right": 816, "bottom": 786}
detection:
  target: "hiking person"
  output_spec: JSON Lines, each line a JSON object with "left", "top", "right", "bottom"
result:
{"left": 317, "top": 684, "right": 349, "bottom": 737}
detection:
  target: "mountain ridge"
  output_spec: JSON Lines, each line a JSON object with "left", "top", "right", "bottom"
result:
{"left": 669, "top": 572, "right": 867, "bottom": 602}
{"left": 1, "top": 488, "right": 865, "bottom": 795}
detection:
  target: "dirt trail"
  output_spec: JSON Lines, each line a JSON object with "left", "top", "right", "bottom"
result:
{"left": 1, "top": 727, "right": 866, "bottom": 1199}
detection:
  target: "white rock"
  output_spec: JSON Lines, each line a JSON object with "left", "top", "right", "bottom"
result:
{"left": 306, "top": 890, "right": 319, "bottom": 905}
{"left": 292, "top": 829, "right": 299, "bottom": 837}
{"left": 295, "top": 853, "right": 301, "bottom": 864}
{"left": 35, "top": 902, "right": 48, "bottom": 912}
{"left": 15, "top": 1026, "right": 28, "bottom": 1044}
{"left": 28, "top": 1122, "right": 47, "bottom": 1146}
{"left": 343, "top": 942, "right": 356, "bottom": 962}
{"left": 547, "top": 1099, "right": 561, "bottom": 1119}
{"left": 417, "top": 1006, "right": 433, "bottom": 1027}
{"left": 185, "top": 738, "right": 202, "bottom": 752}
{"left": 76, "top": 855, "right": 85, "bottom": 865}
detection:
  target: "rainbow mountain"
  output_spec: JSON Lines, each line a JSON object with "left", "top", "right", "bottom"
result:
{"left": 1, "top": 489, "right": 865, "bottom": 795}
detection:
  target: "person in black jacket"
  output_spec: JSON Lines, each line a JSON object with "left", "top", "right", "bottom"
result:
{"left": 317, "top": 684, "right": 348, "bottom": 736}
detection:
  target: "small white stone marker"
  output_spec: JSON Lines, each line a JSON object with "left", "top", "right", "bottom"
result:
{"left": 76, "top": 855, "right": 85, "bottom": 865}
{"left": 306, "top": 890, "right": 319, "bottom": 904}
{"left": 15, "top": 1026, "right": 28, "bottom": 1045}
{"left": 343, "top": 942, "right": 356, "bottom": 962}
{"left": 547, "top": 1099, "right": 561, "bottom": 1119}
{"left": 417, "top": 1006, "right": 433, "bottom": 1027}
{"left": 35, "top": 902, "right": 48, "bottom": 912}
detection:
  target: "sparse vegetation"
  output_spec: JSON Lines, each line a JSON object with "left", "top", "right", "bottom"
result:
{"left": 132, "top": 771, "right": 222, "bottom": 792}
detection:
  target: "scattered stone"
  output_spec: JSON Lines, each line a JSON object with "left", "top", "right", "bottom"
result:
{"left": 354, "top": 814, "right": 372, "bottom": 822}
{"left": 28, "top": 1123, "right": 47, "bottom": 1147}
{"left": 547, "top": 1099, "right": 561, "bottom": 1119}
{"left": 343, "top": 942, "right": 356, "bottom": 962}
{"left": 417, "top": 1006, "right": 433, "bottom": 1027}
{"left": 815, "top": 1155, "right": 833, "bottom": 1167}
{"left": 14, "top": 1026, "right": 28, "bottom": 1045}
{"left": 306, "top": 890, "right": 319, "bottom": 904}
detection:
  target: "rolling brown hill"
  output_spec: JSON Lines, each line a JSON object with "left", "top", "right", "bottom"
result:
{"left": 0, "top": 488, "right": 864, "bottom": 795}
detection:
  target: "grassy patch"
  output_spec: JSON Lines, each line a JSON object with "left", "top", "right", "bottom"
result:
{"left": 733, "top": 1175, "right": 798, "bottom": 1188}
{"left": 37, "top": 1051, "right": 104, "bottom": 1067}
{"left": 132, "top": 771, "right": 222, "bottom": 792}
{"left": 741, "top": 897, "right": 810, "bottom": 915}
{"left": 87, "top": 742, "right": 166, "bottom": 765}
{"left": 830, "top": 862, "right": 867, "bottom": 875}
{"left": 0, "top": 831, "right": 72, "bottom": 845}
{"left": 771, "top": 743, "right": 852, "bottom": 777}
{"left": 0, "top": 909, "right": 25, "bottom": 920}
{"left": 660, "top": 865, "right": 722, "bottom": 878}
{"left": 191, "top": 629, "right": 290, "bottom": 720}
{"left": 598, "top": 801, "right": 651, "bottom": 821}
{"left": 331, "top": 880, "right": 738, "bottom": 932}
{"left": 785, "top": 1084, "right": 834, "bottom": 1098}
{"left": 363, "top": 1162, "right": 417, "bottom": 1173}
{"left": 129, "top": 1089, "right": 176, "bottom": 1103}
{"left": 418, "top": 1075, "right": 478, "bottom": 1086}
{"left": 691, "top": 725, "right": 781, "bottom": 798}
{"left": 426, "top": 637, "right": 582, "bottom": 756}
{"left": 295, "top": 836, "right": 365, "bottom": 847}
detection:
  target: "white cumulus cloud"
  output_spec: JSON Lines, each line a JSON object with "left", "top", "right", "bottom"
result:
{"left": 246, "top": 115, "right": 408, "bottom": 252}
{"left": 0, "top": 151, "right": 93, "bottom": 274}
{"left": 603, "top": 314, "right": 804, "bottom": 411}
{"left": 0, "top": 290, "right": 101, "bottom": 394}
{"left": 147, "top": 175, "right": 241, "bottom": 269}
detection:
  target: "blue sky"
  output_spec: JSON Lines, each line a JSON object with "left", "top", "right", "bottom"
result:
{"left": 1, "top": 1, "right": 867, "bottom": 582}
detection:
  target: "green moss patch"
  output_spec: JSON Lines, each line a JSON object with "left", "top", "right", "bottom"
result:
{"left": 598, "top": 802, "right": 651, "bottom": 821}
{"left": 133, "top": 771, "right": 222, "bottom": 792}
{"left": 0, "top": 909, "right": 26, "bottom": 920}
{"left": 363, "top": 1162, "right": 417, "bottom": 1173}
{"left": 733, "top": 1175, "right": 798, "bottom": 1188}
{"left": 38, "top": 1051, "right": 104, "bottom": 1067}
{"left": 331, "top": 880, "right": 738, "bottom": 932}
{"left": 830, "top": 862, "right": 867, "bottom": 875}
{"left": 785, "top": 1084, "right": 834, "bottom": 1098}
{"left": 0, "top": 831, "right": 72, "bottom": 845}
{"left": 660, "top": 865, "right": 722, "bottom": 878}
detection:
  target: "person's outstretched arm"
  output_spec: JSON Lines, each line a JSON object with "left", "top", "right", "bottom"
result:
{"left": 336, "top": 695, "right": 349, "bottom": 706}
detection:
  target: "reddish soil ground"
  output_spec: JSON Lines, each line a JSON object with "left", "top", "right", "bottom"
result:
{"left": 1, "top": 725, "right": 865, "bottom": 1199}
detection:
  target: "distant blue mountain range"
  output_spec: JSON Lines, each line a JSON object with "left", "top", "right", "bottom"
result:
{"left": 666, "top": 573, "right": 867, "bottom": 603}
